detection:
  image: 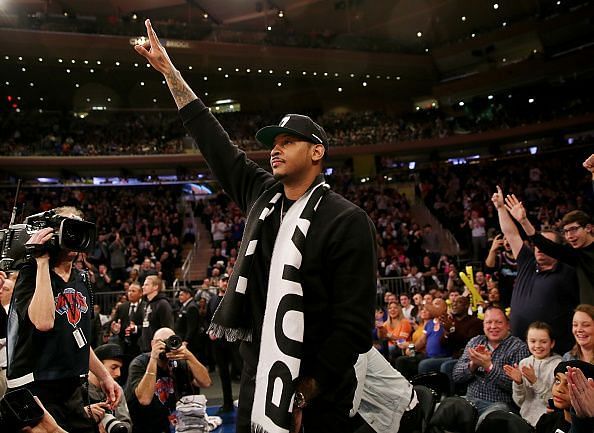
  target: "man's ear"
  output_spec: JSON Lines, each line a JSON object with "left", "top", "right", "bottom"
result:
{"left": 311, "top": 144, "right": 325, "bottom": 162}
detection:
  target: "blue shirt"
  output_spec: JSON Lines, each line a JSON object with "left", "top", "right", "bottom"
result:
{"left": 424, "top": 320, "right": 450, "bottom": 358}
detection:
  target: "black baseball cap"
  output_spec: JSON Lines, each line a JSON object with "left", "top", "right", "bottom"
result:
{"left": 256, "top": 114, "right": 329, "bottom": 152}
{"left": 94, "top": 343, "right": 125, "bottom": 362}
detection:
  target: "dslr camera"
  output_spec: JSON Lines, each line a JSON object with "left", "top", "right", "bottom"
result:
{"left": 0, "top": 210, "right": 96, "bottom": 271}
{"left": 158, "top": 334, "right": 183, "bottom": 360}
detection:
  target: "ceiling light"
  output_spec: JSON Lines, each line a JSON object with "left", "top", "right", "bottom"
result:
{"left": 313, "top": 72, "right": 317, "bottom": 76}
{"left": 18, "top": 56, "right": 23, "bottom": 61}
{"left": 146, "top": 63, "right": 150, "bottom": 68}
{"left": 134, "top": 63, "right": 139, "bottom": 67}
{"left": 204, "top": 92, "right": 208, "bottom": 96}
{"left": 84, "top": 60, "right": 89, "bottom": 64}
{"left": 323, "top": 72, "right": 328, "bottom": 76}
{"left": 140, "top": 81, "right": 145, "bottom": 86}
{"left": 417, "top": 31, "right": 422, "bottom": 37}
{"left": 471, "top": 33, "right": 476, "bottom": 38}
{"left": 29, "top": 82, "right": 34, "bottom": 87}
{"left": 235, "top": 68, "right": 239, "bottom": 72}
{"left": 528, "top": 98, "right": 534, "bottom": 103}
{"left": 246, "top": 69, "right": 251, "bottom": 73}
{"left": 269, "top": 69, "right": 273, "bottom": 74}
{"left": 362, "top": 82, "right": 367, "bottom": 87}
{"left": 258, "top": 69, "right": 262, "bottom": 73}
{"left": 86, "top": 98, "right": 90, "bottom": 102}
{"left": 90, "top": 68, "right": 94, "bottom": 73}
{"left": 338, "top": 87, "right": 343, "bottom": 92}
{"left": 71, "top": 59, "right": 76, "bottom": 64}
{"left": 203, "top": 76, "right": 208, "bottom": 80}
{"left": 350, "top": 73, "right": 355, "bottom": 78}
{"left": 458, "top": 101, "right": 464, "bottom": 106}
{"left": 66, "top": 69, "right": 70, "bottom": 73}
{"left": 39, "top": 97, "right": 43, "bottom": 101}
{"left": 38, "top": 57, "right": 43, "bottom": 62}
{"left": 115, "top": 61, "right": 120, "bottom": 66}
{"left": 461, "top": 16, "right": 466, "bottom": 21}
{"left": 267, "top": 26, "right": 272, "bottom": 31}
{"left": 278, "top": 10, "right": 284, "bottom": 18}
{"left": 277, "top": 82, "right": 282, "bottom": 87}
{"left": 132, "top": 13, "right": 138, "bottom": 20}
{"left": 203, "top": 13, "right": 208, "bottom": 19}
{"left": 302, "top": 71, "right": 307, "bottom": 75}
{"left": 96, "top": 60, "right": 101, "bottom": 65}
{"left": 493, "top": 3, "right": 499, "bottom": 9}
{"left": 107, "top": 98, "right": 111, "bottom": 102}
{"left": 153, "top": 98, "right": 157, "bottom": 103}
{"left": 4, "top": 56, "right": 9, "bottom": 60}
{"left": 502, "top": 58, "right": 506, "bottom": 62}
{"left": 21, "top": 67, "right": 26, "bottom": 72}
{"left": 502, "top": 22, "right": 507, "bottom": 27}
{"left": 188, "top": 66, "right": 193, "bottom": 70}
{"left": 217, "top": 67, "right": 222, "bottom": 71}
{"left": 224, "top": 74, "right": 229, "bottom": 78}
{"left": 396, "top": 76, "right": 401, "bottom": 80}
{"left": 334, "top": 73, "right": 339, "bottom": 77}
{"left": 75, "top": 83, "right": 79, "bottom": 87}
{"left": 425, "top": 48, "right": 429, "bottom": 52}
{"left": 488, "top": 95, "right": 493, "bottom": 100}
{"left": 58, "top": 58, "right": 63, "bottom": 63}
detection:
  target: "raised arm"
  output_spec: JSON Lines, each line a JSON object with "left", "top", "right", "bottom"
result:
{"left": 134, "top": 19, "right": 197, "bottom": 110}
{"left": 26, "top": 228, "right": 56, "bottom": 331}
{"left": 491, "top": 186, "right": 523, "bottom": 259}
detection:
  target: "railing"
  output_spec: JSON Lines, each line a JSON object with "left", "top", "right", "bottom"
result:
{"left": 173, "top": 200, "right": 200, "bottom": 292}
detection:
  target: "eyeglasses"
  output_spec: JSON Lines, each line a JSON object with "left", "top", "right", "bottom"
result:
{"left": 563, "top": 225, "right": 583, "bottom": 236}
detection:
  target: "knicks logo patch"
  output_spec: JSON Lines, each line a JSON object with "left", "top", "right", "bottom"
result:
{"left": 55, "top": 288, "right": 89, "bottom": 327}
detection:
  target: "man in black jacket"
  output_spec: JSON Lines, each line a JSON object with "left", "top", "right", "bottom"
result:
{"left": 174, "top": 287, "right": 201, "bottom": 359}
{"left": 138, "top": 276, "right": 174, "bottom": 353}
{"left": 135, "top": 20, "right": 377, "bottom": 433}
{"left": 111, "top": 282, "right": 144, "bottom": 358}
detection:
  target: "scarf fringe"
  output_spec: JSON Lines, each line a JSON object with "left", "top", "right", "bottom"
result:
{"left": 251, "top": 422, "right": 274, "bottom": 433}
{"left": 207, "top": 323, "right": 253, "bottom": 342}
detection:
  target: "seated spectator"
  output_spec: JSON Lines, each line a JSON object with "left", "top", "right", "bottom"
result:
{"left": 395, "top": 298, "right": 450, "bottom": 378}
{"left": 452, "top": 305, "right": 530, "bottom": 415}
{"left": 94, "top": 264, "right": 113, "bottom": 292}
{"left": 124, "top": 327, "right": 211, "bottom": 433}
{"left": 563, "top": 304, "right": 594, "bottom": 363}
{"left": 534, "top": 360, "right": 594, "bottom": 433}
{"left": 399, "top": 293, "right": 414, "bottom": 321}
{"left": 86, "top": 344, "right": 132, "bottom": 431}
{"left": 439, "top": 296, "right": 483, "bottom": 388}
{"left": 138, "top": 259, "right": 157, "bottom": 285}
{"left": 382, "top": 302, "right": 412, "bottom": 364}
{"left": 504, "top": 321, "right": 562, "bottom": 426}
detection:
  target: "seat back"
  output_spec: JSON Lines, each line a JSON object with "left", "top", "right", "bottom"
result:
{"left": 426, "top": 396, "right": 478, "bottom": 433}
{"left": 410, "top": 371, "right": 451, "bottom": 400}
{"left": 475, "top": 410, "right": 535, "bottom": 433}
{"left": 413, "top": 385, "right": 436, "bottom": 432}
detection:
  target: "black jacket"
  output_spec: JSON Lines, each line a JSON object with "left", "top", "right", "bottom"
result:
{"left": 112, "top": 300, "right": 144, "bottom": 356}
{"left": 138, "top": 293, "right": 174, "bottom": 353}
{"left": 180, "top": 100, "right": 376, "bottom": 417}
{"left": 174, "top": 299, "right": 202, "bottom": 355}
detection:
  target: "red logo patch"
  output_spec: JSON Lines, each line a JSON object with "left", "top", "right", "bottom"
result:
{"left": 55, "top": 288, "right": 89, "bottom": 327}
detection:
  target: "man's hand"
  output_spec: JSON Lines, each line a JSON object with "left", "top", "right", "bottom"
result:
{"left": 290, "top": 377, "right": 320, "bottom": 433}
{"left": 504, "top": 194, "right": 527, "bottom": 223}
{"left": 468, "top": 345, "right": 492, "bottom": 370}
{"left": 583, "top": 154, "right": 594, "bottom": 175}
{"left": 503, "top": 363, "right": 523, "bottom": 384}
{"left": 26, "top": 227, "right": 54, "bottom": 260}
{"left": 491, "top": 185, "right": 505, "bottom": 209}
{"left": 567, "top": 366, "right": 594, "bottom": 418}
{"left": 439, "top": 312, "right": 454, "bottom": 332}
{"left": 489, "top": 234, "right": 504, "bottom": 253}
{"left": 134, "top": 19, "right": 175, "bottom": 76}
{"left": 100, "top": 375, "right": 122, "bottom": 410}
{"left": 166, "top": 342, "right": 192, "bottom": 361}
{"left": 521, "top": 364, "right": 537, "bottom": 384}
{"left": 110, "top": 319, "right": 121, "bottom": 335}
{"left": 85, "top": 402, "right": 109, "bottom": 423}
{"left": 150, "top": 338, "right": 166, "bottom": 360}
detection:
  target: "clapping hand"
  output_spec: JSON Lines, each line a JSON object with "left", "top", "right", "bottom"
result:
{"left": 503, "top": 363, "right": 522, "bottom": 384}
{"left": 521, "top": 364, "right": 537, "bottom": 384}
{"left": 567, "top": 366, "right": 594, "bottom": 418}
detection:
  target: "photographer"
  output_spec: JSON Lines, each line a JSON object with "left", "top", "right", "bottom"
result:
{"left": 86, "top": 344, "right": 131, "bottom": 433}
{"left": 6, "top": 207, "right": 121, "bottom": 433}
{"left": 124, "top": 327, "right": 211, "bottom": 433}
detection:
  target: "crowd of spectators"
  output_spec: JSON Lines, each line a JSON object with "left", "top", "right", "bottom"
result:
{"left": 2, "top": 79, "right": 592, "bottom": 156}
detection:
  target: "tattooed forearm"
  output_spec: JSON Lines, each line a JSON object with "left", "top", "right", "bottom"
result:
{"left": 165, "top": 69, "right": 198, "bottom": 110}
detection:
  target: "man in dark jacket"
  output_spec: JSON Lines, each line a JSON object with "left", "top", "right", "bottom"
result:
{"left": 174, "top": 287, "right": 201, "bottom": 358}
{"left": 138, "top": 275, "right": 174, "bottom": 353}
{"left": 135, "top": 20, "right": 377, "bottom": 433}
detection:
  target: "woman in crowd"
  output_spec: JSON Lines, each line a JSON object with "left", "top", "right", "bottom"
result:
{"left": 382, "top": 302, "right": 412, "bottom": 363}
{"left": 563, "top": 304, "right": 594, "bottom": 363}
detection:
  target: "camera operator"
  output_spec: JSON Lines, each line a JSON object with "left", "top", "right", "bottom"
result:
{"left": 124, "top": 327, "right": 211, "bottom": 433}
{"left": 1, "top": 271, "right": 15, "bottom": 397}
{"left": 6, "top": 207, "right": 121, "bottom": 433}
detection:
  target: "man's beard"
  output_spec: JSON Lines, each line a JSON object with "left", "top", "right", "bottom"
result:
{"left": 273, "top": 172, "right": 287, "bottom": 181}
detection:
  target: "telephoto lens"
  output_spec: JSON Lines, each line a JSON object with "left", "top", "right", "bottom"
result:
{"left": 101, "top": 411, "right": 129, "bottom": 433}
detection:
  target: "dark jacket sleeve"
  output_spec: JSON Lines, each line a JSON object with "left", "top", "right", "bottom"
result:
{"left": 179, "top": 99, "right": 275, "bottom": 213}
{"left": 311, "top": 208, "right": 376, "bottom": 389}
{"left": 12, "top": 263, "right": 37, "bottom": 321}
{"left": 530, "top": 233, "right": 579, "bottom": 266}
{"left": 184, "top": 304, "right": 200, "bottom": 342}
{"left": 570, "top": 411, "right": 594, "bottom": 433}
{"left": 156, "top": 299, "right": 174, "bottom": 330}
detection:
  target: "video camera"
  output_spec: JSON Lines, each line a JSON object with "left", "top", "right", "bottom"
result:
{"left": 0, "top": 388, "right": 44, "bottom": 431}
{"left": 0, "top": 210, "right": 96, "bottom": 271}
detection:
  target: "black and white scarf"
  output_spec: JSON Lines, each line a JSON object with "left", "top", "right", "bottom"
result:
{"left": 208, "top": 181, "right": 329, "bottom": 433}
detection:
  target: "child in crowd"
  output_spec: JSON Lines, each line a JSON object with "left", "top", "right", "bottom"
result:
{"left": 535, "top": 360, "right": 594, "bottom": 433}
{"left": 504, "top": 321, "right": 562, "bottom": 426}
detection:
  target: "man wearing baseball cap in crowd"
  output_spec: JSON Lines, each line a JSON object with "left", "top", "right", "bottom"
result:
{"left": 85, "top": 343, "right": 132, "bottom": 432}
{"left": 136, "top": 19, "right": 377, "bottom": 433}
